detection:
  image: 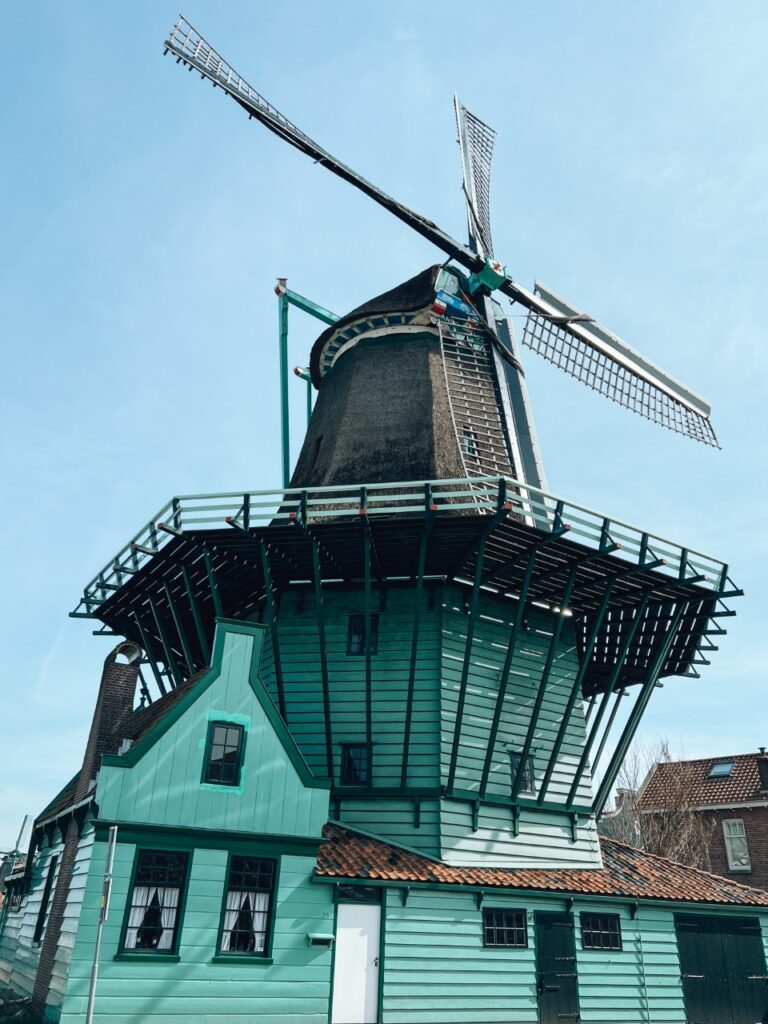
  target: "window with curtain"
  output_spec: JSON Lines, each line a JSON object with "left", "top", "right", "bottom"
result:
{"left": 346, "top": 613, "right": 379, "bottom": 656}
{"left": 123, "top": 850, "right": 188, "bottom": 953}
{"left": 219, "top": 856, "right": 276, "bottom": 956}
{"left": 723, "top": 819, "right": 751, "bottom": 872}
{"left": 340, "top": 743, "right": 370, "bottom": 786}
{"left": 509, "top": 751, "right": 535, "bottom": 795}
{"left": 204, "top": 722, "right": 245, "bottom": 786}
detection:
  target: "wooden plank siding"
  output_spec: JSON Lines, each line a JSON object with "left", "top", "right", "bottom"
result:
{"left": 440, "top": 592, "right": 601, "bottom": 867}
{"left": 58, "top": 843, "right": 334, "bottom": 1024}
{"left": 0, "top": 833, "right": 63, "bottom": 998}
{"left": 98, "top": 628, "right": 329, "bottom": 839}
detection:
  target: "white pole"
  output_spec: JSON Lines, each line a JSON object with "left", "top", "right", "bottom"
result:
{"left": 85, "top": 825, "right": 117, "bottom": 1024}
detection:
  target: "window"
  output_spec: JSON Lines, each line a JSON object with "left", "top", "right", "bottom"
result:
{"left": 123, "top": 850, "right": 188, "bottom": 953}
{"left": 219, "top": 856, "right": 276, "bottom": 956}
{"left": 708, "top": 760, "right": 734, "bottom": 779}
{"left": 32, "top": 855, "right": 58, "bottom": 943}
{"left": 347, "top": 613, "right": 379, "bottom": 656}
{"left": 510, "top": 751, "right": 535, "bottom": 795}
{"left": 340, "top": 743, "right": 370, "bottom": 786}
{"left": 723, "top": 819, "right": 751, "bottom": 872}
{"left": 7, "top": 885, "right": 22, "bottom": 913}
{"left": 482, "top": 909, "right": 527, "bottom": 948}
{"left": 580, "top": 912, "right": 622, "bottom": 950}
{"left": 204, "top": 722, "right": 245, "bottom": 786}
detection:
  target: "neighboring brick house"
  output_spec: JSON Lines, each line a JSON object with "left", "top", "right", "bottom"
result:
{"left": 638, "top": 749, "right": 768, "bottom": 889}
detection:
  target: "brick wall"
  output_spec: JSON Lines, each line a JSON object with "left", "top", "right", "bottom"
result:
{"left": 703, "top": 806, "right": 768, "bottom": 891}
{"left": 31, "top": 644, "right": 140, "bottom": 1012}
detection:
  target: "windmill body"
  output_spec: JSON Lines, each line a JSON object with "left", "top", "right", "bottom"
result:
{"left": 5, "top": 18, "right": 765, "bottom": 1024}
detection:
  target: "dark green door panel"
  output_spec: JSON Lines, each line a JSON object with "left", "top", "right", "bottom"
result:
{"left": 676, "top": 914, "right": 768, "bottom": 1024}
{"left": 535, "top": 911, "right": 580, "bottom": 1024}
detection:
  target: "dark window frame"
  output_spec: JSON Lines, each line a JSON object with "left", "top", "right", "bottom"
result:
{"left": 580, "top": 912, "right": 623, "bottom": 951}
{"left": 708, "top": 760, "right": 734, "bottom": 779}
{"left": 509, "top": 751, "right": 535, "bottom": 796}
{"left": 339, "top": 742, "right": 372, "bottom": 787}
{"left": 119, "top": 848, "right": 190, "bottom": 956}
{"left": 32, "top": 854, "right": 58, "bottom": 944}
{"left": 217, "top": 853, "right": 278, "bottom": 958}
{"left": 482, "top": 908, "right": 528, "bottom": 948}
{"left": 7, "top": 884, "right": 23, "bottom": 913}
{"left": 202, "top": 721, "right": 246, "bottom": 787}
{"left": 346, "top": 613, "right": 379, "bottom": 656}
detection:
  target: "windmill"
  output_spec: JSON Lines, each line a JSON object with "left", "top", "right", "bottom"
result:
{"left": 163, "top": 14, "right": 719, "bottom": 496}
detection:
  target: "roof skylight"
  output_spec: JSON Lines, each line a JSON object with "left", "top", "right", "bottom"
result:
{"left": 708, "top": 760, "right": 734, "bottom": 779}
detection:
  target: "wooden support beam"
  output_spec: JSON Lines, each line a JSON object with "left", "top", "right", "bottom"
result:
{"left": 593, "top": 602, "right": 687, "bottom": 815}
{"left": 162, "top": 582, "right": 196, "bottom": 676}
{"left": 362, "top": 501, "right": 373, "bottom": 764}
{"left": 148, "top": 595, "right": 184, "bottom": 688}
{"left": 479, "top": 545, "right": 538, "bottom": 798}
{"left": 203, "top": 548, "right": 223, "bottom": 619}
{"left": 510, "top": 567, "right": 579, "bottom": 803}
{"left": 401, "top": 488, "right": 434, "bottom": 789}
{"left": 260, "top": 543, "right": 287, "bottom": 721}
{"left": 311, "top": 541, "right": 335, "bottom": 780}
{"left": 566, "top": 592, "right": 652, "bottom": 808}
{"left": 448, "top": 478, "right": 510, "bottom": 580}
{"left": 181, "top": 564, "right": 211, "bottom": 664}
{"left": 484, "top": 524, "right": 571, "bottom": 589}
{"left": 130, "top": 612, "right": 167, "bottom": 696}
{"left": 537, "top": 578, "right": 617, "bottom": 803}
{"left": 591, "top": 687, "right": 627, "bottom": 775}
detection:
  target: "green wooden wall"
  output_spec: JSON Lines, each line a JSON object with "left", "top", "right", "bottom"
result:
{"left": 259, "top": 584, "right": 600, "bottom": 866}
{"left": 58, "top": 842, "right": 334, "bottom": 1024}
{"left": 98, "top": 626, "right": 329, "bottom": 839}
{"left": 378, "top": 886, "right": 768, "bottom": 1024}
{"left": 0, "top": 832, "right": 62, "bottom": 999}
{"left": 47, "top": 825, "right": 96, "bottom": 1015}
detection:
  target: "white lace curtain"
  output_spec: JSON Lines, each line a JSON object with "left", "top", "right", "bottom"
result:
{"left": 221, "top": 890, "right": 270, "bottom": 952}
{"left": 124, "top": 885, "right": 180, "bottom": 950}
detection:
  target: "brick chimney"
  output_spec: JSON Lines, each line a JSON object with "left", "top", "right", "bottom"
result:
{"left": 32, "top": 642, "right": 141, "bottom": 1012}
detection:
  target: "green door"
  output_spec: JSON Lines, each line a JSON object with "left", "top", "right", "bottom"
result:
{"left": 676, "top": 914, "right": 768, "bottom": 1024}
{"left": 535, "top": 911, "right": 579, "bottom": 1023}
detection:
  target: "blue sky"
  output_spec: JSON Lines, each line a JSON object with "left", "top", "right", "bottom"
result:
{"left": 1, "top": 1, "right": 766, "bottom": 849}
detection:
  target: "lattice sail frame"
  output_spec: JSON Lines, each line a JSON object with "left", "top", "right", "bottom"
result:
{"left": 519, "top": 287, "right": 719, "bottom": 447}
{"left": 455, "top": 99, "right": 496, "bottom": 258}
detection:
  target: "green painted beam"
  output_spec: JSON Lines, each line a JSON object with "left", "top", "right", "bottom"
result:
{"left": 400, "top": 488, "right": 433, "bottom": 789}
{"left": 591, "top": 686, "right": 627, "bottom": 774}
{"left": 593, "top": 601, "right": 688, "bottom": 815}
{"left": 278, "top": 290, "right": 290, "bottom": 489}
{"left": 311, "top": 539, "right": 334, "bottom": 780}
{"left": 129, "top": 611, "right": 167, "bottom": 696}
{"left": 148, "top": 594, "right": 184, "bottom": 688}
{"left": 162, "top": 582, "right": 196, "bottom": 676}
{"left": 281, "top": 287, "right": 338, "bottom": 326}
{"left": 362, "top": 491, "right": 373, "bottom": 762}
{"left": 259, "top": 542, "right": 287, "bottom": 721}
{"left": 203, "top": 547, "right": 223, "bottom": 619}
{"left": 511, "top": 567, "right": 579, "bottom": 803}
{"left": 537, "top": 578, "right": 616, "bottom": 803}
{"left": 478, "top": 544, "right": 538, "bottom": 798}
{"left": 566, "top": 592, "right": 652, "bottom": 808}
{"left": 181, "top": 564, "right": 211, "bottom": 664}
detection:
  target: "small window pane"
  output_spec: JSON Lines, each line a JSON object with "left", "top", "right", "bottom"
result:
{"left": 341, "top": 744, "right": 370, "bottom": 786}
{"left": 124, "top": 850, "right": 188, "bottom": 953}
{"left": 708, "top": 760, "right": 734, "bottom": 778}
{"left": 483, "top": 909, "right": 527, "bottom": 948}
{"left": 219, "top": 856, "right": 276, "bottom": 956}
{"left": 510, "top": 752, "right": 535, "bottom": 795}
{"left": 581, "top": 912, "right": 622, "bottom": 950}
{"left": 205, "top": 722, "right": 245, "bottom": 786}
{"left": 347, "top": 614, "right": 379, "bottom": 656}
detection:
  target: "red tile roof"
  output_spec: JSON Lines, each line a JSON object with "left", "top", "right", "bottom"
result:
{"left": 316, "top": 823, "right": 768, "bottom": 907}
{"left": 638, "top": 752, "right": 768, "bottom": 810}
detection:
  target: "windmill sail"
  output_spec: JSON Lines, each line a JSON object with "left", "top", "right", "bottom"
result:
{"left": 165, "top": 15, "right": 720, "bottom": 450}
{"left": 454, "top": 97, "right": 496, "bottom": 258}
{"left": 520, "top": 283, "right": 719, "bottom": 447}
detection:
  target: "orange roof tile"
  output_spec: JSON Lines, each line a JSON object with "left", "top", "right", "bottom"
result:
{"left": 638, "top": 751, "right": 768, "bottom": 809}
{"left": 316, "top": 823, "right": 768, "bottom": 907}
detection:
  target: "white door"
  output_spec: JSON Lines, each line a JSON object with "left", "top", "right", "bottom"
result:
{"left": 331, "top": 902, "right": 381, "bottom": 1024}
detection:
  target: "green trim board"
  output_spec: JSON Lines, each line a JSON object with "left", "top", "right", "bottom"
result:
{"left": 102, "top": 619, "right": 330, "bottom": 791}
{"left": 93, "top": 822, "right": 324, "bottom": 856}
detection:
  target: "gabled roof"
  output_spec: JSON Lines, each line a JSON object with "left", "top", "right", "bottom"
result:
{"left": 316, "top": 823, "right": 768, "bottom": 907}
{"left": 35, "top": 772, "right": 81, "bottom": 826}
{"left": 638, "top": 752, "right": 768, "bottom": 809}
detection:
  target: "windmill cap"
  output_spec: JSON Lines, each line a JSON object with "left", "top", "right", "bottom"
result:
{"left": 309, "top": 265, "right": 443, "bottom": 387}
